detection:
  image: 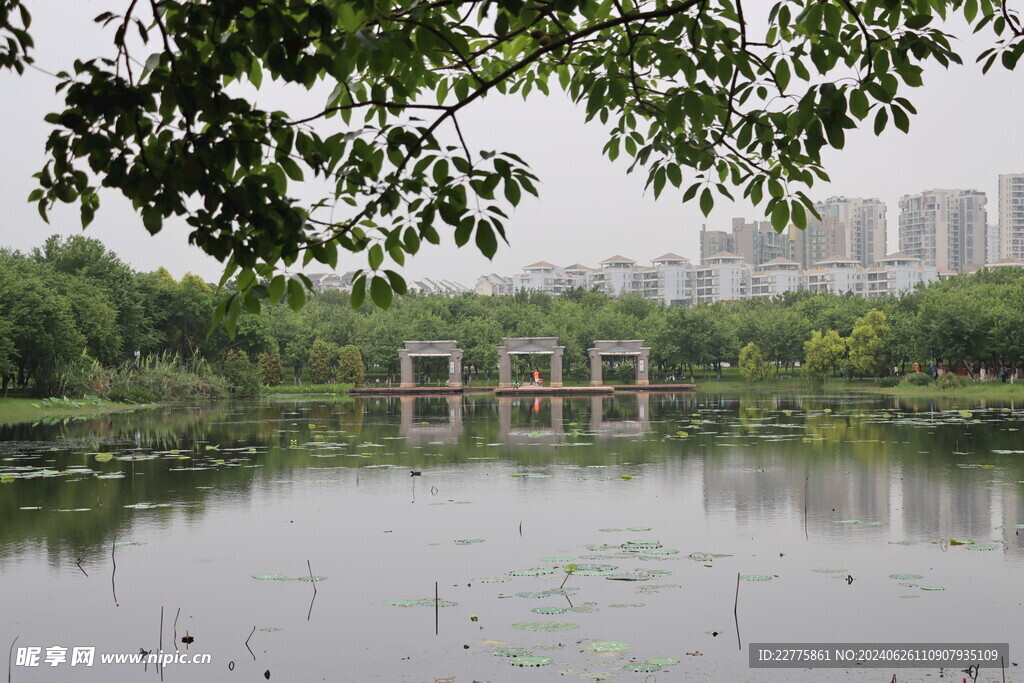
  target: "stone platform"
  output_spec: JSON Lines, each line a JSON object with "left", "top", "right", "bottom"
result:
{"left": 349, "top": 386, "right": 465, "bottom": 396}
{"left": 614, "top": 384, "right": 697, "bottom": 392}
{"left": 493, "top": 385, "right": 614, "bottom": 396}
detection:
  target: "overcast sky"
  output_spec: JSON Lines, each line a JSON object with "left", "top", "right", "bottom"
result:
{"left": 1, "top": 3, "right": 1020, "bottom": 286}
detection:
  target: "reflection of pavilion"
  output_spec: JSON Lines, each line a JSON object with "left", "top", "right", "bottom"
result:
{"left": 497, "top": 396, "right": 564, "bottom": 445}
{"left": 589, "top": 393, "right": 651, "bottom": 436}
{"left": 398, "top": 395, "right": 463, "bottom": 442}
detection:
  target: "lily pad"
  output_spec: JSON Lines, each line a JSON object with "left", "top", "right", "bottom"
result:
{"left": 252, "top": 574, "right": 288, "bottom": 581}
{"left": 739, "top": 575, "right": 773, "bottom": 581}
{"left": 964, "top": 543, "right": 1001, "bottom": 551}
{"left": 295, "top": 575, "right": 327, "bottom": 582}
{"left": 605, "top": 573, "right": 650, "bottom": 582}
{"left": 454, "top": 539, "right": 486, "bottom": 545}
{"left": 587, "top": 642, "right": 630, "bottom": 652}
{"left": 646, "top": 658, "right": 679, "bottom": 666}
{"left": 889, "top": 574, "right": 924, "bottom": 580}
{"left": 531, "top": 606, "right": 568, "bottom": 615}
{"left": 812, "top": 568, "right": 848, "bottom": 573}
{"left": 511, "top": 621, "right": 578, "bottom": 632}
{"left": 621, "top": 540, "right": 662, "bottom": 550}
{"left": 627, "top": 527, "right": 652, "bottom": 532}
{"left": 94, "top": 453, "right": 114, "bottom": 462}
{"left": 472, "top": 577, "right": 511, "bottom": 584}
{"left": 382, "top": 598, "right": 457, "bottom": 607}
{"left": 508, "top": 568, "right": 556, "bottom": 577}
{"left": 644, "top": 548, "right": 679, "bottom": 556}
{"left": 492, "top": 647, "right": 532, "bottom": 658}
{"left": 509, "top": 656, "right": 553, "bottom": 667}
{"left": 624, "top": 662, "right": 662, "bottom": 672}
{"left": 919, "top": 586, "right": 945, "bottom": 591}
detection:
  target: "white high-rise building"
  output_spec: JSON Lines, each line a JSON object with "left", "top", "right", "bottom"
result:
{"left": 865, "top": 253, "right": 937, "bottom": 298}
{"left": 806, "top": 258, "right": 865, "bottom": 295}
{"left": 815, "top": 197, "right": 888, "bottom": 267}
{"left": 999, "top": 173, "right": 1024, "bottom": 262}
{"left": 898, "top": 189, "right": 988, "bottom": 272}
{"left": 751, "top": 258, "right": 804, "bottom": 297}
{"left": 694, "top": 252, "right": 750, "bottom": 302}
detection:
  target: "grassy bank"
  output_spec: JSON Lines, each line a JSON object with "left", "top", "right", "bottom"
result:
{"left": 871, "top": 381, "right": 1024, "bottom": 400}
{"left": 0, "top": 397, "right": 146, "bottom": 425}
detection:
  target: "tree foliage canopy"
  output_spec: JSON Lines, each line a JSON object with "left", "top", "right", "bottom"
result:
{"left": 3, "top": 0, "right": 1024, "bottom": 330}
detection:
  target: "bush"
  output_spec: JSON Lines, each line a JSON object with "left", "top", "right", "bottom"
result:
{"left": 902, "top": 372, "right": 933, "bottom": 386}
{"left": 257, "top": 351, "right": 284, "bottom": 386}
{"left": 221, "top": 349, "right": 261, "bottom": 396}
{"left": 936, "top": 373, "right": 969, "bottom": 389}
{"left": 308, "top": 339, "right": 335, "bottom": 384}
{"left": 336, "top": 345, "right": 365, "bottom": 384}
{"left": 876, "top": 375, "right": 900, "bottom": 387}
{"left": 739, "top": 342, "right": 772, "bottom": 382}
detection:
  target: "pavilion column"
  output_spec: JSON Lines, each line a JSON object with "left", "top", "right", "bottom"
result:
{"left": 589, "top": 349, "right": 603, "bottom": 386}
{"left": 636, "top": 348, "right": 651, "bottom": 385}
{"left": 550, "top": 347, "right": 564, "bottom": 387}
{"left": 399, "top": 349, "right": 415, "bottom": 388}
{"left": 448, "top": 349, "right": 464, "bottom": 388}
{"left": 497, "top": 346, "right": 511, "bottom": 388}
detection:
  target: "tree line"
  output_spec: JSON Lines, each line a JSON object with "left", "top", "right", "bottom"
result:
{"left": 3, "top": 236, "right": 1024, "bottom": 397}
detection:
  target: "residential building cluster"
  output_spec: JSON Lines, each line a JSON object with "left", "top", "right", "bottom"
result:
{"left": 307, "top": 174, "right": 1024, "bottom": 301}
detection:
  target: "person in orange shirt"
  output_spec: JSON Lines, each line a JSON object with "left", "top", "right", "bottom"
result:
{"left": 533, "top": 370, "right": 541, "bottom": 386}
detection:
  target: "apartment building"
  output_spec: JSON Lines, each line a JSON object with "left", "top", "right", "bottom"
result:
{"left": 590, "top": 255, "right": 640, "bottom": 296}
{"left": 694, "top": 252, "right": 750, "bottom": 303}
{"left": 899, "top": 189, "right": 988, "bottom": 272}
{"left": 474, "top": 274, "right": 515, "bottom": 296}
{"left": 806, "top": 258, "right": 865, "bottom": 295}
{"left": 408, "top": 278, "right": 471, "bottom": 296}
{"left": 791, "top": 215, "right": 845, "bottom": 269}
{"left": 751, "top": 258, "right": 804, "bottom": 298}
{"left": 865, "top": 253, "right": 937, "bottom": 298}
{"left": 998, "top": 173, "right": 1024, "bottom": 262}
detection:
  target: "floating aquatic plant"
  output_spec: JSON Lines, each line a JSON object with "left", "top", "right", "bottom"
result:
{"left": 454, "top": 539, "right": 485, "bottom": 545}
{"left": 382, "top": 598, "right": 457, "bottom": 607}
{"left": 511, "top": 621, "right": 578, "bottom": 632}
{"left": 739, "top": 575, "right": 773, "bottom": 581}
{"left": 507, "top": 568, "right": 556, "bottom": 577}
{"left": 509, "top": 656, "right": 553, "bottom": 667}
{"left": 964, "top": 543, "right": 1000, "bottom": 551}
{"left": 492, "top": 647, "right": 532, "bottom": 658}
{"left": 587, "top": 642, "right": 630, "bottom": 652}
{"left": 646, "top": 658, "right": 680, "bottom": 666}
{"left": 889, "top": 574, "right": 924, "bottom": 581}
{"left": 472, "top": 577, "right": 511, "bottom": 583}
{"left": 624, "top": 662, "right": 661, "bottom": 672}
{"left": 621, "top": 540, "right": 662, "bottom": 550}
{"left": 252, "top": 574, "right": 288, "bottom": 581}
{"left": 919, "top": 586, "right": 945, "bottom": 591}
{"left": 531, "top": 606, "right": 568, "bottom": 615}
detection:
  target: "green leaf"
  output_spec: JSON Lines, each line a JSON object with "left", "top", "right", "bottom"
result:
{"left": 286, "top": 277, "right": 306, "bottom": 312}
{"left": 280, "top": 157, "right": 304, "bottom": 182}
{"left": 268, "top": 275, "right": 286, "bottom": 305}
{"left": 873, "top": 107, "right": 888, "bottom": 135}
{"left": 699, "top": 187, "right": 713, "bottom": 216}
{"left": 369, "top": 276, "right": 393, "bottom": 309}
{"left": 142, "top": 207, "right": 162, "bottom": 234}
{"left": 791, "top": 200, "right": 807, "bottom": 230}
{"left": 905, "top": 15, "right": 933, "bottom": 29}
{"left": 350, "top": 277, "right": 366, "bottom": 309}
{"left": 475, "top": 220, "right": 498, "bottom": 259}
{"left": 504, "top": 178, "right": 521, "bottom": 206}
{"left": 771, "top": 201, "right": 790, "bottom": 231}
{"left": 891, "top": 105, "right": 910, "bottom": 133}
{"left": 368, "top": 244, "right": 384, "bottom": 270}
{"left": 849, "top": 89, "right": 868, "bottom": 119}
{"left": 775, "top": 59, "right": 791, "bottom": 91}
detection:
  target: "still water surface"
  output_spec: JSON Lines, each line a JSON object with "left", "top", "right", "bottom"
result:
{"left": 1, "top": 392, "right": 1022, "bottom": 682}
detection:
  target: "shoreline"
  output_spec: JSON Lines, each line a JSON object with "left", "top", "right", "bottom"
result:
{"left": 0, "top": 398, "right": 149, "bottom": 425}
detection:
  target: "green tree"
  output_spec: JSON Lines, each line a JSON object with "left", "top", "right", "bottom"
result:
{"left": 804, "top": 330, "right": 847, "bottom": 380}
{"left": 739, "top": 342, "right": 772, "bottom": 382}
{"left": 336, "top": 345, "right": 365, "bottom": 385}
{"left": 221, "top": 349, "right": 261, "bottom": 396}
{"left": 308, "top": 339, "right": 335, "bottom": 384}
{"left": 8, "top": 0, "right": 1020, "bottom": 325}
{"left": 848, "top": 309, "right": 890, "bottom": 377}
{"left": 257, "top": 351, "right": 284, "bottom": 386}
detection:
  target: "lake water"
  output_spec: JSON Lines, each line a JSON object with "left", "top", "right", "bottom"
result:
{"left": 1, "top": 392, "right": 1022, "bottom": 682}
